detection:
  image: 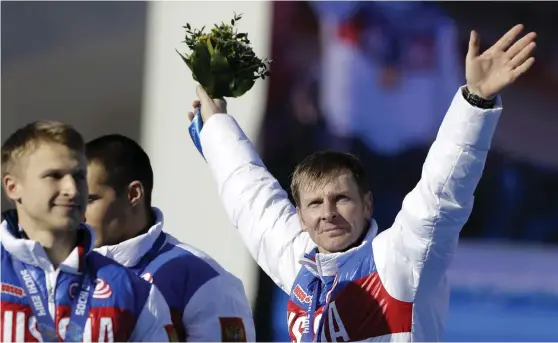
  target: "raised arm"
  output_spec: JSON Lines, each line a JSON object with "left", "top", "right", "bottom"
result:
{"left": 197, "top": 101, "right": 314, "bottom": 293}
{"left": 373, "top": 25, "right": 536, "bottom": 301}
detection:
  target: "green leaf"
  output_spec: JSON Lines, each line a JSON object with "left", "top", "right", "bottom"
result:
{"left": 206, "top": 37, "right": 214, "bottom": 55}
{"left": 176, "top": 49, "right": 193, "bottom": 70}
{"left": 231, "top": 78, "right": 255, "bottom": 97}
{"left": 191, "top": 43, "right": 212, "bottom": 88}
{"left": 210, "top": 50, "right": 231, "bottom": 73}
{"left": 211, "top": 72, "right": 235, "bottom": 97}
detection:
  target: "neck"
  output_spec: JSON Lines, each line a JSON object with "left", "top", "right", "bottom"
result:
{"left": 18, "top": 219, "right": 77, "bottom": 269}
{"left": 345, "top": 225, "right": 369, "bottom": 251}
{"left": 122, "top": 208, "right": 155, "bottom": 242}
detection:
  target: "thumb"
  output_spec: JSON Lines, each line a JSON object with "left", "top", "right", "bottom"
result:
{"left": 467, "top": 30, "right": 480, "bottom": 60}
{"left": 196, "top": 85, "right": 212, "bottom": 104}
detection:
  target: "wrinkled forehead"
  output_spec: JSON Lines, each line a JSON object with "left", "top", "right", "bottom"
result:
{"left": 298, "top": 172, "right": 358, "bottom": 198}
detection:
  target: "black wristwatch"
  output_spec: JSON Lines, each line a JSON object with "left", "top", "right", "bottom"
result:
{"left": 462, "top": 86, "right": 496, "bottom": 109}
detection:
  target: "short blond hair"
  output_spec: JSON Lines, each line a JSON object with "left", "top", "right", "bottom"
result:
{"left": 1, "top": 120, "right": 84, "bottom": 177}
{"left": 290, "top": 150, "right": 369, "bottom": 206}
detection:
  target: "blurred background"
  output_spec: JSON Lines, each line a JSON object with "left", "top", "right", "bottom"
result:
{"left": 2, "top": 1, "right": 558, "bottom": 341}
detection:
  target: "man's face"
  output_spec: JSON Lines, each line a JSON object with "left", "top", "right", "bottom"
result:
{"left": 4, "top": 142, "right": 88, "bottom": 232}
{"left": 297, "top": 172, "right": 372, "bottom": 254}
{"left": 85, "top": 162, "right": 128, "bottom": 247}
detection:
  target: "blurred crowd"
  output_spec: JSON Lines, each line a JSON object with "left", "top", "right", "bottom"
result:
{"left": 260, "top": 1, "right": 558, "bottom": 245}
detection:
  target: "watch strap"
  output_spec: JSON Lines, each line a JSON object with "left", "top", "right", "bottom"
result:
{"left": 462, "top": 86, "right": 496, "bottom": 109}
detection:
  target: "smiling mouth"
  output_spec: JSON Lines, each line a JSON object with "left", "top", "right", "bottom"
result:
{"left": 55, "top": 204, "right": 81, "bottom": 210}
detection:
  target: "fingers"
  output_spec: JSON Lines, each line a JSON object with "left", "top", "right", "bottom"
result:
{"left": 509, "top": 41, "right": 536, "bottom": 69}
{"left": 492, "top": 24, "right": 524, "bottom": 52}
{"left": 189, "top": 100, "right": 200, "bottom": 122}
{"left": 467, "top": 30, "right": 480, "bottom": 59}
{"left": 505, "top": 31, "right": 537, "bottom": 60}
{"left": 195, "top": 85, "right": 211, "bottom": 103}
{"left": 512, "top": 57, "right": 535, "bottom": 80}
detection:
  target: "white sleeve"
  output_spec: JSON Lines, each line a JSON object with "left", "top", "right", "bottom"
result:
{"left": 182, "top": 273, "right": 256, "bottom": 342}
{"left": 372, "top": 87, "right": 503, "bottom": 302}
{"left": 129, "top": 284, "right": 175, "bottom": 342}
{"left": 200, "top": 114, "right": 315, "bottom": 293}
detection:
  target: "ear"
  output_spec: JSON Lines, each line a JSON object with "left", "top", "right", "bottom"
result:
{"left": 296, "top": 206, "right": 309, "bottom": 232}
{"left": 127, "top": 181, "right": 144, "bottom": 208}
{"left": 3, "top": 174, "right": 21, "bottom": 203}
{"left": 363, "top": 191, "right": 373, "bottom": 219}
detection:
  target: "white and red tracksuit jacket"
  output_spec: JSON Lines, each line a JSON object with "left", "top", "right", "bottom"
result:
{"left": 198, "top": 87, "right": 503, "bottom": 341}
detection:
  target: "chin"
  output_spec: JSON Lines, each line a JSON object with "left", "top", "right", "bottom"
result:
{"left": 93, "top": 238, "right": 103, "bottom": 249}
{"left": 51, "top": 216, "right": 80, "bottom": 231}
{"left": 322, "top": 237, "right": 353, "bottom": 253}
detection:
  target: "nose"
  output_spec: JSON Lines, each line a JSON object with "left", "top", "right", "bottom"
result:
{"left": 320, "top": 200, "right": 338, "bottom": 222}
{"left": 61, "top": 174, "right": 78, "bottom": 198}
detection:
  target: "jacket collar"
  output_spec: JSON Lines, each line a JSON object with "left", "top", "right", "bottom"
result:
{"left": 1, "top": 209, "right": 95, "bottom": 275}
{"left": 93, "top": 207, "right": 164, "bottom": 267}
{"left": 299, "top": 219, "right": 378, "bottom": 278}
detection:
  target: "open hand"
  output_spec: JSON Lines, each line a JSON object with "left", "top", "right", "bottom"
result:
{"left": 465, "top": 24, "right": 536, "bottom": 100}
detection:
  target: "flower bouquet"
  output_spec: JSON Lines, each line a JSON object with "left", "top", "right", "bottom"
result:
{"left": 176, "top": 13, "right": 271, "bottom": 156}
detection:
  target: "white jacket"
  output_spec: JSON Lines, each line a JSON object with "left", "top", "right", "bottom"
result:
{"left": 199, "top": 87, "right": 503, "bottom": 342}
{"left": 94, "top": 208, "right": 256, "bottom": 342}
{"left": 1, "top": 218, "right": 174, "bottom": 342}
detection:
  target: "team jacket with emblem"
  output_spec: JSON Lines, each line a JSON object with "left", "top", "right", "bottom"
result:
{"left": 198, "top": 87, "right": 503, "bottom": 342}
{"left": 0, "top": 211, "right": 174, "bottom": 342}
{"left": 94, "top": 208, "right": 256, "bottom": 342}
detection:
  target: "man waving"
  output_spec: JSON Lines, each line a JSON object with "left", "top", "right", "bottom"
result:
{"left": 189, "top": 25, "right": 536, "bottom": 342}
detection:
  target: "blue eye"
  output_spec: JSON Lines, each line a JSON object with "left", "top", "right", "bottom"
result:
{"left": 308, "top": 200, "right": 322, "bottom": 207}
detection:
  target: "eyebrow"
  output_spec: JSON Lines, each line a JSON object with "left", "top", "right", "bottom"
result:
{"left": 40, "top": 168, "right": 85, "bottom": 176}
{"left": 305, "top": 197, "right": 322, "bottom": 205}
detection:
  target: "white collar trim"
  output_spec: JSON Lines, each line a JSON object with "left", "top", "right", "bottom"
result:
{"left": 0, "top": 219, "right": 95, "bottom": 275}
{"left": 93, "top": 207, "right": 164, "bottom": 267}
{"left": 299, "top": 219, "right": 378, "bottom": 277}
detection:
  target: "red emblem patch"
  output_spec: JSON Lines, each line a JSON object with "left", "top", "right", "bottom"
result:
{"left": 219, "top": 317, "right": 247, "bottom": 342}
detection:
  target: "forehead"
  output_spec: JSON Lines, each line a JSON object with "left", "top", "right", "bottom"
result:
{"left": 21, "top": 142, "right": 85, "bottom": 171}
{"left": 87, "top": 162, "right": 108, "bottom": 188}
{"left": 299, "top": 172, "right": 359, "bottom": 199}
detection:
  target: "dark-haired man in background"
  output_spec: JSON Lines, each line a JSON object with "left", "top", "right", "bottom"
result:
{"left": 84, "top": 134, "right": 255, "bottom": 342}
